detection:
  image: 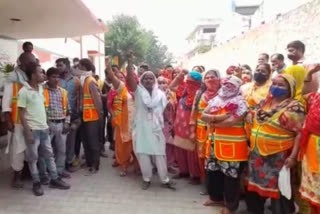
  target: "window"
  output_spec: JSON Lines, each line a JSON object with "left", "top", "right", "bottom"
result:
{"left": 203, "top": 28, "right": 216, "bottom": 33}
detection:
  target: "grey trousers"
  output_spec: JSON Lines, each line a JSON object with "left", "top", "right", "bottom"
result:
{"left": 25, "top": 129, "right": 58, "bottom": 183}
{"left": 49, "top": 122, "right": 67, "bottom": 174}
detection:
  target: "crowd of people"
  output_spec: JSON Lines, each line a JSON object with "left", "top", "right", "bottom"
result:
{"left": 0, "top": 40, "right": 319, "bottom": 214}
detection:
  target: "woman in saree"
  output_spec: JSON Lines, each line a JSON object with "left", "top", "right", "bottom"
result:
{"left": 170, "top": 70, "right": 202, "bottom": 184}
{"left": 190, "top": 69, "right": 221, "bottom": 186}
{"left": 105, "top": 61, "right": 136, "bottom": 177}
{"left": 158, "top": 76, "right": 178, "bottom": 173}
{"left": 246, "top": 74, "right": 306, "bottom": 214}
{"left": 299, "top": 69, "right": 320, "bottom": 214}
{"left": 241, "top": 63, "right": 272, "bottom": 110}
{"left": 240, "top": 64, "right": 253, "bottom": 84}
{"left": 126, "top": 54, "right": 175, "bottom": 190}
{"left": 282, "top": 65, "right": 310, "bottom": 214}
{"left": 241, "top": 63, "right": 272, "bottom": 138}
{"left": 201, "top": 75, "right": 248, "bottom": 214}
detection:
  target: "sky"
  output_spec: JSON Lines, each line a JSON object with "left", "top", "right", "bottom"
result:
{"left": 82, "top": 0, "right": 232, "bottom": 55}
{"left": 82, "top": 0, "right": 309, "bottom": 56}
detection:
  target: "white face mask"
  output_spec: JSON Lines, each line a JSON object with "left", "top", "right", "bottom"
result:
{"left": 219, "top": 84, "right": 238, "bottom": 98}
{"left": 76, "top": 68, "right": 92, "bottom": 76}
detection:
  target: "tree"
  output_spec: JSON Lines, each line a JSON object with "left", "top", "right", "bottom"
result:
{"left": 197, "top": 44, "right": 211, "bottom": 54}
{"left": 105, "top": 15, "right": 172, "bottom": 71}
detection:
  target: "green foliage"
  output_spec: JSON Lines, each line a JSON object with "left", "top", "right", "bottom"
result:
{"left": 197, "top": 45, "right": 211, "bottom": 54}
{"left": 105, "top": 15, "right": 172, "bottom": 71}
{"left": 0, "top": 63, "right": 15, "bottom": 74}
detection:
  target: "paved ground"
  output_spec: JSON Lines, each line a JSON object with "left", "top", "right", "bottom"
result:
{"left": 0, "top": 150, "right": 251, "bottom": 214}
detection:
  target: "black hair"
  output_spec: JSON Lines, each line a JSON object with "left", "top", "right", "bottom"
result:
{"left": 92, "top": 64, "right": 96, "bottom": 74}
{"left": 271, "top": 53, "right": 285, "bottom": 61}
{"left": 192, "top": 65, "right": 205, "bottom": 73}
{"left": 200, "top": 65, "right": 206, "bottom": 72}
{"left": 256, "top": 63, "right": 272, "bottom": 75}
{"left": 25, "top": 62, "right": 39, "bottom": 81}
{"left": 260, "top": 53, "right": 269, "bottom": 61}
{"left": 55, "top": 58, "right": 71, "bottom": 67}
{"left": 73, "top": 57, "right": 80, "bottom": 62}
{"left": 165, "top": 65, "right": 173, "bottom": 69}
{"left": 46, "top": 67, "right": 60, "bottom": 77}
{"left": 94, "top": 74, "right": 99, "bottom": 79}
{"left": 79, "top": 58, "right": 94, "bottom": 71}
{"left": 287, "top": 40, "right": 305, "bottom": 54}
{"left": 140, "top": 64, "right": 149, "bottom": 71}
{"left": 22, "top": 41, "right": 33, "bottom": 51}
{"left": 111, "top": 64, "right": 120, "bottom": 70}
{"left": 241, "top": 64, "right": 252, "bottom": 71}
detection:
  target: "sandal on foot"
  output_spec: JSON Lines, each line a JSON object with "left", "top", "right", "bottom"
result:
{"left": 141, "top": 181, "right": 151, "bottom": 190}
{"left": 119, "top": 171, "right": 127, "bottom": 177}
{"left": 162, "top": 181, "right": 176, "bottom": 191}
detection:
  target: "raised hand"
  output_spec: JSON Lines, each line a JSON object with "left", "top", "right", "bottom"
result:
{"left": 305, "top": 63, "right": 320, "bottom": 74}
{"left": 126, "top": 51, "right": 134, "bottom": 64}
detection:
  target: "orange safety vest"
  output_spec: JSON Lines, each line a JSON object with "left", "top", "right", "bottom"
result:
{"left": 11, "top": 83, "right": 23, "bottom": 124}
{"left": 195, "top": 98, "right": 211, "bottom": 159}
{"left": 250, "top": 115, "right": 295, "bottom": 156}
{"left": 82, "top": 76, "right": 99, "bottom": 122}
{"left": 43, "top": 87, "right": 68, "bottom": 116}
{"left": 213, "top": 109, "right": 248, "bottom": 161}
{"left": 195, "top": 98, "right": 208, "bottom": 143}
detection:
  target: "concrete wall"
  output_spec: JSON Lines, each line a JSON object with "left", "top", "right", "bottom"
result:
{"left": 183, "top": 0, "right": 320, "bottom": 74}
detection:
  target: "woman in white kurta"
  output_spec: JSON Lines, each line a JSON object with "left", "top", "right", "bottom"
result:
{"left": 126, "top": 63, "right": 175, "bottom": 190}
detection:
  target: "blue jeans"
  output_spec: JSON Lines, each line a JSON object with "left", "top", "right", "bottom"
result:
{"left": 25, "top": 129, "right": 58, "bottom": 183}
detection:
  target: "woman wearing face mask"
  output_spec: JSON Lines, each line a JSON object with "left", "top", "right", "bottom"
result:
{"left": 201, "top": 75, "right": 248, "bottom": 214}
{"left": 240, "top": 64, "right": 252, "bottom": 84}
{"left": 126, "top": 53, "right": 175, "bottom": 190}
{"left": 105, "top": 60, "right": 137, "bottom": 177}
{"left": 170, "top": 71, "right": 202, "bottom": 184}
{"left": 192, "top": 65, "right": 205, "bottom": 74}
{"left": 158, "top": 76, "right": 178, "bottom": 173}
{"left": 241, "top": 63, "right": 272, "bottom": 137}
{"left": 246, "top": 74, "right": 305, "bottom": 214}
{"left": 189, "top": 69, "right": 221, "bottom": 192}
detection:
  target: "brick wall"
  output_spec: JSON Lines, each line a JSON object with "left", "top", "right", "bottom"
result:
{"left": 184, "top": 0, "right": 320, "bottom": 73}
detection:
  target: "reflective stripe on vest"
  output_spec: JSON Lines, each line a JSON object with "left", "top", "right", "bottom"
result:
{"left": 213, "top": 109, "right": 248, "bottom": 161}
{"left": 82, "top": 76, "right": 99, "bottom": 122}
{"left": 250, "top": 119, "right": 295, "bottom": 156}
{"left": 43, "top": 87, "right": 68, "bottom": 116}
{"left": 11, "top": 83, "right": 23, "bottom": 124}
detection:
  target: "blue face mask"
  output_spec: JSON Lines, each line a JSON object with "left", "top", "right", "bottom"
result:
{"left": 270, "top": 86, "right": 289, "bottom": 97}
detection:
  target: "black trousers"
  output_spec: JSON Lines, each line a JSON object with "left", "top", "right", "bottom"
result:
{"left": 207, "top": 170, "right": 241, "bottom": 212}
{"left": 106, "top": 118, "right": 114, "bottom": 151}
{"left": 100, "top": 115, "right": 106, "bottom": 152}
{"left": 245, "top": 191, "right": 295, "bottom": 214}
{"left": 75, "top": 124, "right": 83, "bottom": 158}
{"left": 82, "top": 120, "right": 101, "bottom": 170}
